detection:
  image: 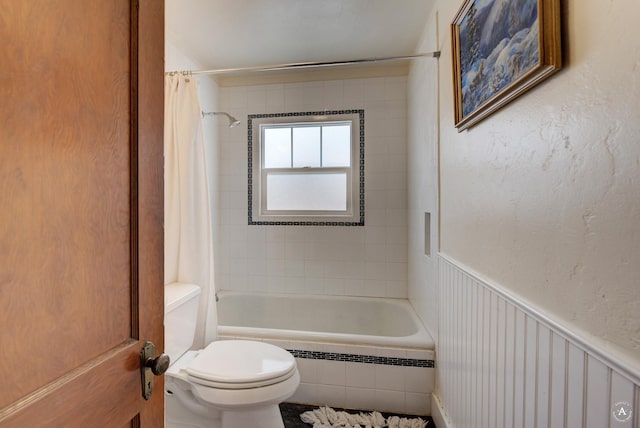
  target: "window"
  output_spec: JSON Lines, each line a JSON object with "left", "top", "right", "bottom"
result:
{"left": 248, "top": 110, "right": 364, "bottom": 226}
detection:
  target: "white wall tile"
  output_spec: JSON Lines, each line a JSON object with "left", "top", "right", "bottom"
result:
{"left": 384, "top": 77, "right": 407, "bottom": 101}
{"left": 323, "top": 278, "right": 345, "bottom": 296}
{"left": 365, "top": 209, "right": 387, "bottom": 226}
{"left": 343, "top": 80, "right": 366, "bottom": 106}
{"left": 386, "top": 226, "right": 408, "bottom": 244}
{"left": 365, "top": 226, "right": 387, "bottom": 244}
{"left": 365, "top": 136, "right": 390, "bottom": 156}
{"left": 217, "top": 77, "right": 408, "bottom": 298}
{"left": 386, "top": 172, "right": 407, "bottom": 191}
{"left": 322, "top": 81, "right": 345, "bottom": 107}
{"left": 284, "top": 84, "right": 305, "bottom": 108}
{"left": 385, "top": 244, "right": 408, "bottom": 263}
{"left": 345, "top": 362, "right": 376, "bottom": 389}
{"left": 291, "top": 382, "right": 317, "bottom": 405}
{"left": 388, "top": 207, "right": 407, "bottom": 223}
{"left": 343, "top": 279, "right": 365, "bottom": 296}
{"left": 363, "top": 78, "right": 386, "bottom": 102}
{"left": 405, "top": 392, "right": 430, "bottom": 416}
{"left": 324, "top": 261, "right": 365, "bottom": 279}
{"left": 386, "top": 263, "right": 408, "bottom": 281}
{"left": 304, "top": 260, "right": 325, "bottom": 277}
{"left": 404, "top": 367, "right": 432, "bottom": 394}
{"left": 303, "top": 277, "right": 325, "bottom": 295}
{"left": 317, "top": 360, "right": 346, "bottom": 386}
{"left": 387, "top": 190, "right": 407, "bottom": 208}
{"left": 246, "top": 275, "right": 265, "bottom": 291}
{"left": 246, "top": 258, "right": 266, "bottom": 276}
{"left": 284, "top": 242, "right": 306, "bottom": 261}
{"left": 296, "top": 358, "right": 318, "bottom": 384}
{"left": 374, "top": 389, "right": 405, "bottom": 414}
{"left": 284, "top": 226, "right": 308, "bottom": 243}
{"left": 386, "top": 154, "right": 407, "bottom": 173}
{"left": 345, "top": 387, "right": 376, "bottom": 412}
{"left": 365, "top": 244, "right": 387, "bottom": 262}
{"left": 247, "top": 88, "right": 267, "bottom": 111}
{"left": 317, "top": 385, "right": 346, "bottom": 408}
{"left": 265, "top": 85, "right": 285, "bottom": 111}
{"left": 265, "top": 242, "right": 285, "bottom": 260}
{"left": 365, "top": 190, "right": 389, "bottom": 209}
{"left": 374, "top": 364, "right": 405, "bottom": 392}
{"left": 385, "top": 281, "right": 407, "bottom": 298}
{"left": 284, "top": 259, "right": 305, "bottom": 277}
{"left": 365, "top": 261, "right": 386, "bottom": 280}
{"left": 265, "top": 226, "right": 285, "bottom": 243}
{"left": 362, "top": 280, "right": 386, "bottom": 297}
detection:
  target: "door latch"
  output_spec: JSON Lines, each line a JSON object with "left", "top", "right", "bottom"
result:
{"left": 140, "top": 341, "right": 170, "bottom": 400}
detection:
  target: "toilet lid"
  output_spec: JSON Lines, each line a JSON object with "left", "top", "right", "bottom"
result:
{"left": 185, "top": 340, "right": 296, "bottom": 388}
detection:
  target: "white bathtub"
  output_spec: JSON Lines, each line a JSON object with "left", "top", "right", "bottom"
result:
{"left": 217, "top": 291, "right": 434, "bottom": 349}
{"left": 216, "top": 291, "right": 435, "bottom": 415}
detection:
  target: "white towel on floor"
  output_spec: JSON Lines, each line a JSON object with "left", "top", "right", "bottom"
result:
{"left": 299, "top": 406, "right": 428, "bottom": 428}
{"left": 387, "top": 415, "right": 428, "bottom": 428}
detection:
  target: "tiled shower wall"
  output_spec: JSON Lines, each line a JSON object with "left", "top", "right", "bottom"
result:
{"left": 438, "top": 255, "right": 640, "bottom": 428}
{"left": 216, "top": 77, "right": 409, "bottom": 298}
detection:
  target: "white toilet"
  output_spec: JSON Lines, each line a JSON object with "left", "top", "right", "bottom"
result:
{"left": 164, "top": 283, "right": 300, "bottom": 428}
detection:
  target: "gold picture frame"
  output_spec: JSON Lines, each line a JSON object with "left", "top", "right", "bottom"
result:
{"left": 451, "top": 0, "right": 562, "bottom": 131}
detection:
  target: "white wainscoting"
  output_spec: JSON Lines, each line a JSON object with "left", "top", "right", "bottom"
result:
{"left": 437, "top": 255, "right": 639, "bottom": 428}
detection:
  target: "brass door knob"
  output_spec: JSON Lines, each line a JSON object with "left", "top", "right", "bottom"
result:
{"left": 145, "top": 353, "right": 170, "bottom": 376}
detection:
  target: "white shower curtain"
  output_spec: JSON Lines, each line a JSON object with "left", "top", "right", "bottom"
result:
{"left": 164, "top": 74, "right": 217, "bottom": 347}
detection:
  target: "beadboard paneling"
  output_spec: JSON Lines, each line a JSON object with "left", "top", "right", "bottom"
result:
{"left": 438, "top": 255, "right": 639, "bottom": 428}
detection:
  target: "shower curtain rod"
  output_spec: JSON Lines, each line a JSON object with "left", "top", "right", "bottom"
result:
{"left": 167, "top": 51, "right": 441, "bottom": 76}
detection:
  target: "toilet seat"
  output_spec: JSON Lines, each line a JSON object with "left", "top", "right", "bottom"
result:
{"left": 185, "top": 340, "right": 297, "bottom": 390}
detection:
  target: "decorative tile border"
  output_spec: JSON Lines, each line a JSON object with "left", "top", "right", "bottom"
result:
{"left": 287, "top": 349, "right": 435, "bottom": 368}
{"left": 247, "top": 109, "right": 365, "bottom": 226}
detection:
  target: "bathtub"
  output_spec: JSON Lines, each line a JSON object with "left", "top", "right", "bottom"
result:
{"left": 217, "top": 291, "right": 434, "bottom": 349}
{"left": 216, "top": 291, "right": 435, "bottom": 415}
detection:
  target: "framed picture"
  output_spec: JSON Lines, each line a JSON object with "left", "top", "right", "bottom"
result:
{"left": 451, "top": 0, "right": 562, "bottom": 131}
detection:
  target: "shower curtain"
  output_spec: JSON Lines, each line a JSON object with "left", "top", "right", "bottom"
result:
{"left": 164, "top": 74, "right": 217, "bottom": 347}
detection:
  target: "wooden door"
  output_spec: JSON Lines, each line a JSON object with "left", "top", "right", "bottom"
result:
{"left": 0, "top": 0, "right": 164, "bottom": 426}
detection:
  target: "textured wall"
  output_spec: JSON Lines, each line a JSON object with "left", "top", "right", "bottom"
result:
{"left": 409, "top": 0, "right": 640, "bottom": 372}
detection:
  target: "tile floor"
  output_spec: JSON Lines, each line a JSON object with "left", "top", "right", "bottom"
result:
{"left": 279, "top": 403, "right": 436, "bottom": 428}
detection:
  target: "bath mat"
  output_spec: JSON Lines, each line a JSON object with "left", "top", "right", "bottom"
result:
{"left": 299, "top": 406, "right": 429, "bottom": 428}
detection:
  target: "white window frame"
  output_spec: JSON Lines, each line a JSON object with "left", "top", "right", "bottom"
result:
{"left": 248, "top": 110, "right": 365, "bottom": 226}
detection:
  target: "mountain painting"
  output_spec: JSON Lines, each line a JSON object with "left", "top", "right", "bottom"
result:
{"left": 451, "top": 0, "right": 561, "bottom": 130}
{"left": 458, "top": 0, "right": 540, "bottom": 118}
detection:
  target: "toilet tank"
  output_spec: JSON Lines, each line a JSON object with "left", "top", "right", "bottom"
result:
{"left": 164, "top": 282, "right": 201, "bottom": 363}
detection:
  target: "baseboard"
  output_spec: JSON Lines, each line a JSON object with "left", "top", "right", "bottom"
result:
{"left": 430, "top": 393, "right": 451, "bottom": 428}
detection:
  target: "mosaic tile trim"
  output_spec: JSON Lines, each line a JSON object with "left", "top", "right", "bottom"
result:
{"left": 247, "top": 110, "right": 365, "bottom": 226}
{"left": 287, "top": 349, "right": 435, "bottom": 368}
